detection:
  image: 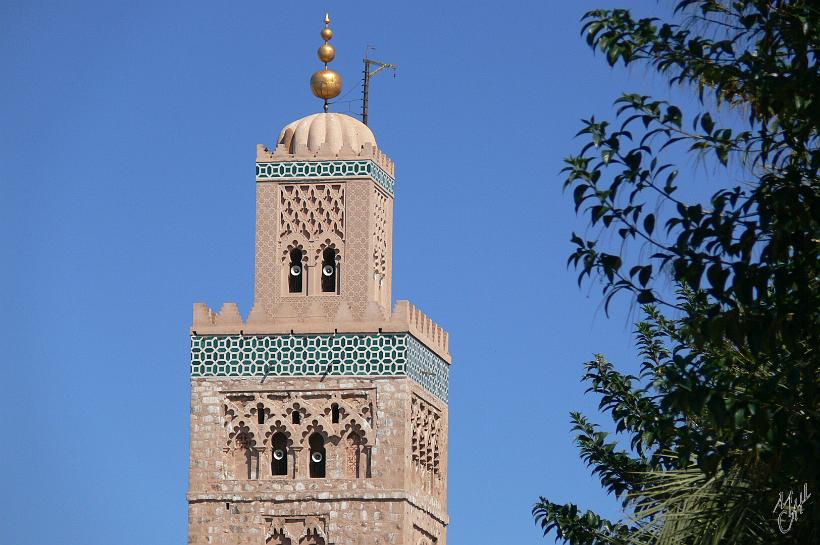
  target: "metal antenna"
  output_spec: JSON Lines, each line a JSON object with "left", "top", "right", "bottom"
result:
{"left": 362, "top": 46, "right": 397, "bottom": 126}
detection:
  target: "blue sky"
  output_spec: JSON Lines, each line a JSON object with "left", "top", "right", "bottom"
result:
{"left": 1, "top": 1, "right": 697, "bottom": 543}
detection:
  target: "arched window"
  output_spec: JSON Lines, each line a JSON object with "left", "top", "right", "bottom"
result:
{"left": 308, "top": 433, "right": 326, "bottom": 478}
{"left": 288, "top": 248, "right": 304, "bottom": 293}
{"left": 291, "top": 410, "right": 301, "bottom": 425}
{"left": 257, "top": 404, "right": 265, "bottom": 425}
{"left": 270, "top": 432, "right": 288, "bottom": 476}
{"left": 234, "top": 432, "right": 254, "bottom": 480}
{"left": 331, "top": 403, "right": 340, "bottom": 424}
{"left": 321, "top": 247, "right": 338, "bottom": 293}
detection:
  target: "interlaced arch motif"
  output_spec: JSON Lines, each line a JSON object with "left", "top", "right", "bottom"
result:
{"left": 263, "top": 420, "right": 294, "bottom": 447}
{"left": 411, "top": 395, "right": 442, "bottom": 493}
{"left": 281, "top": 240, "right": 308, "bottom": 264}
{"left": 341, "top": 419, "right": 367, "bottom": 443}
{"left": 265, "top": 529, "right": 291, "bottom": 545}
{"left": 222, "top": 390, "right": 375, "bottom": 480}
{"left": 226, "top": 422, "right": 257, "bottom": 480}
{"left": 265, "top": 516, "right": 328, "bottom": 545}
{"left": 287, "top": 402, "right": 311, "bottom": 424}
{"left": 300, "top": 421, "right": 332, "bottom": 444}
{"left": 314, "top": 237, "right": 343, "bottom": 266}
{"left": 228, "top": 422, "right": 256, "bottom": 449}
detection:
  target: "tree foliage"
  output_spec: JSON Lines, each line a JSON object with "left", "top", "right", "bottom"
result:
{"left": 534, "top": 1, "right": 818, "bottom": 543}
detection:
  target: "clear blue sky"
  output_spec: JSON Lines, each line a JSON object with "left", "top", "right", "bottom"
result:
{"left": 2, "top": 1, "right": 687, "bottom": 543}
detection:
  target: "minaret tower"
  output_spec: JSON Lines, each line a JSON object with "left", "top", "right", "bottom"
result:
{"left": 187, "top": 15, "right": 452, "bottom": 545}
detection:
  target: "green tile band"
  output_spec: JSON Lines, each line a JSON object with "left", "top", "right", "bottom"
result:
{"left": 190, "top": 333, "right": 448, "bottom": 401}
{"left": 255, "top": 160, "right": 395, "bottom": 194}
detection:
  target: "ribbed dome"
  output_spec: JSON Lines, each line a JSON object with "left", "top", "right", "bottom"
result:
{"left": 276, "top": 113, "right": 376, "bottom": 157}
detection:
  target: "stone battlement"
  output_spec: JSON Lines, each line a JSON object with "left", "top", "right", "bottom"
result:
{"left": 256, "top": 143, "right": 395, "bottom": 179}
{"left": 191, "top": 299, "right": 450, "bottom": 363}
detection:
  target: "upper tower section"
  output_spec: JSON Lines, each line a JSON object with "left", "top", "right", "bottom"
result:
{"left": 246, "top": 16, "right": 401, "bottom": 334}
{"left": 252, "top": 110, "right": 396, "bottom": 326}
{"left": 191, "top": 15, "right": 449, "bottom": 364}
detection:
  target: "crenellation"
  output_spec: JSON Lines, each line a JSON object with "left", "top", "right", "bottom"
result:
{"left": 190, "top": 299, "right": 450, "bottom": 363}
{"left": 392, "top": 301, "right": 451, "bottom": 362}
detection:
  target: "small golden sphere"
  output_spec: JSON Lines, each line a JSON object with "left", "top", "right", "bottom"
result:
{"left": 310, "top": 69, "right": 343, "bottom": 99}
{"left": 318, "top": 44, "right": 336, "bottom": 63}
{"left": 320, "top": 27, "right": 333, "bottom": 41}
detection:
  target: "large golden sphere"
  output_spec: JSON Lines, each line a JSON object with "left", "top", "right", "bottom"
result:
{"left": 310, "top": 69, "right": 343, "bottom": 99}
{"left": 320, "top": 27, "right": 333, "bottom": 41}
{"left": 317, "top": 43, "right": 336, "bottom": 63}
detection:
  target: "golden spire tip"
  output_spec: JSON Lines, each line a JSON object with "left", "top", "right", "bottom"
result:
{"left": 310, "top": 13, "right": 342, "bottom": 111}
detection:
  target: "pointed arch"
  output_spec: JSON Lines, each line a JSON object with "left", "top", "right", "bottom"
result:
{"left": 270, "top": 431, "right": 289, "bottom": 476}
{"left": 228, "top": 423, "right": 256, "bottom": 480}
{"left": 308, "top": 432, "right": 326, "bottom": 478}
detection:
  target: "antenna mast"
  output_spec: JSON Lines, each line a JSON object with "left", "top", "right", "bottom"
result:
{"left": 361, "top": 47, "right": 396, "bottom": 126}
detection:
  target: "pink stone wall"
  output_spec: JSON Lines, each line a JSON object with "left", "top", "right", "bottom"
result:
{"left": 188, "top": 376, "right": 448, "bottom": 544}
{"left": 252, "top": 178, "right": 394, "bottom": 324}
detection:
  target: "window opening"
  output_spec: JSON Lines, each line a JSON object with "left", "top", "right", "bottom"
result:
{"left": 288, "top": 248, "right": 303, "bottom": 293}
{"left": 271, "top": 432, "right": 288, "bottom": 476}
{"left": 321, "top": 248, "right": 337, "bottom": 293}
{"left": 309, "top": 433, "right": 326, "bottom": 478}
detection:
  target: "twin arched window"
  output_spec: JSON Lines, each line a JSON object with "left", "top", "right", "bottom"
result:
{"left": 287, "top": 247, "right": 338, "bottom": 294}
{"left": 235, "top": 430, "right": 365, "bottom": 480}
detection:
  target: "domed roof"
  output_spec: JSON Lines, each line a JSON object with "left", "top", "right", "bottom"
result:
{"left": 276, "top": 113, "right": 376, "bottom": 158}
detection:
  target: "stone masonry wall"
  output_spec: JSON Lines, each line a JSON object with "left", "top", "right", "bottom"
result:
{"left": 188, "top": 375, "right": 447, "bottom": 544}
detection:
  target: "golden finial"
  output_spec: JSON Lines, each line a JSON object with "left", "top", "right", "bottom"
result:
{"left": 310, "top": 13, "right": 342, "bottom": 112}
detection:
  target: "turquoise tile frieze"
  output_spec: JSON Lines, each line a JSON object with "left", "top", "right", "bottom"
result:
{"left": 190, "top": 333, "right": 447, "bottom": 401}
{"left": 256, "top": 160, "right": 395, "bottom": 194}
{"left": 406, "top": 336, "right": 450, "bottom": 402}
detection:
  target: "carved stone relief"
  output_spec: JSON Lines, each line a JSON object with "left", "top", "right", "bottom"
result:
{"left": 279, "top": 184, "right": 344, "bottom": 244}
{"left": 222, "top": 389, "right": 374, "bottom": 480}
{"left": 265, "top": 515, "right": 329, "bottom": 545}
{"left": 411, "top": 395, "right": 443, "bottom": 495}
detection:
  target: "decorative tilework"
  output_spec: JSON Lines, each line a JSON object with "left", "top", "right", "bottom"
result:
{"left": 406, "top": 336, "right": 450, "bottom": 402}
{"left": 191, "top": 333, "right": 448, "bottom": 401}
{"left": 368, "top": 163, "right": 395, "bottom": 195}
{"left": 256, "top": 160, "right": 395, "bottom": 194}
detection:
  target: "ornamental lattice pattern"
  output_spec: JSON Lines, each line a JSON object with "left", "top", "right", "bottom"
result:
{"left": 279, "top": 183, "right": 344, "bottom": 243}
{"left": 255, "top": 183, "right": 278, "bottom": 309}
{"left": 411, "top": 395, "right": 442, "bottom": 475}
{"left": 411, "top": 394, "right": 444, "bottom": 497}
{"left": 190, "top": 333, "right": 449, "bottom": 401}
{"left": 373, "top": 188, "right": 389, "bottom": 278}
{"left": 342, "top": 181, "right": 371, "bottom": 317}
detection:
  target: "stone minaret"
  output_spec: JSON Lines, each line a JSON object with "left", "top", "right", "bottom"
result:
{"left": 187, "top": 15, "right": 451, "bottom": 545}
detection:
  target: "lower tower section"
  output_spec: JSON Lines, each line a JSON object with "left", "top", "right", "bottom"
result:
{"left": 187, "top": 315, "right": 450, "bottom": 545}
